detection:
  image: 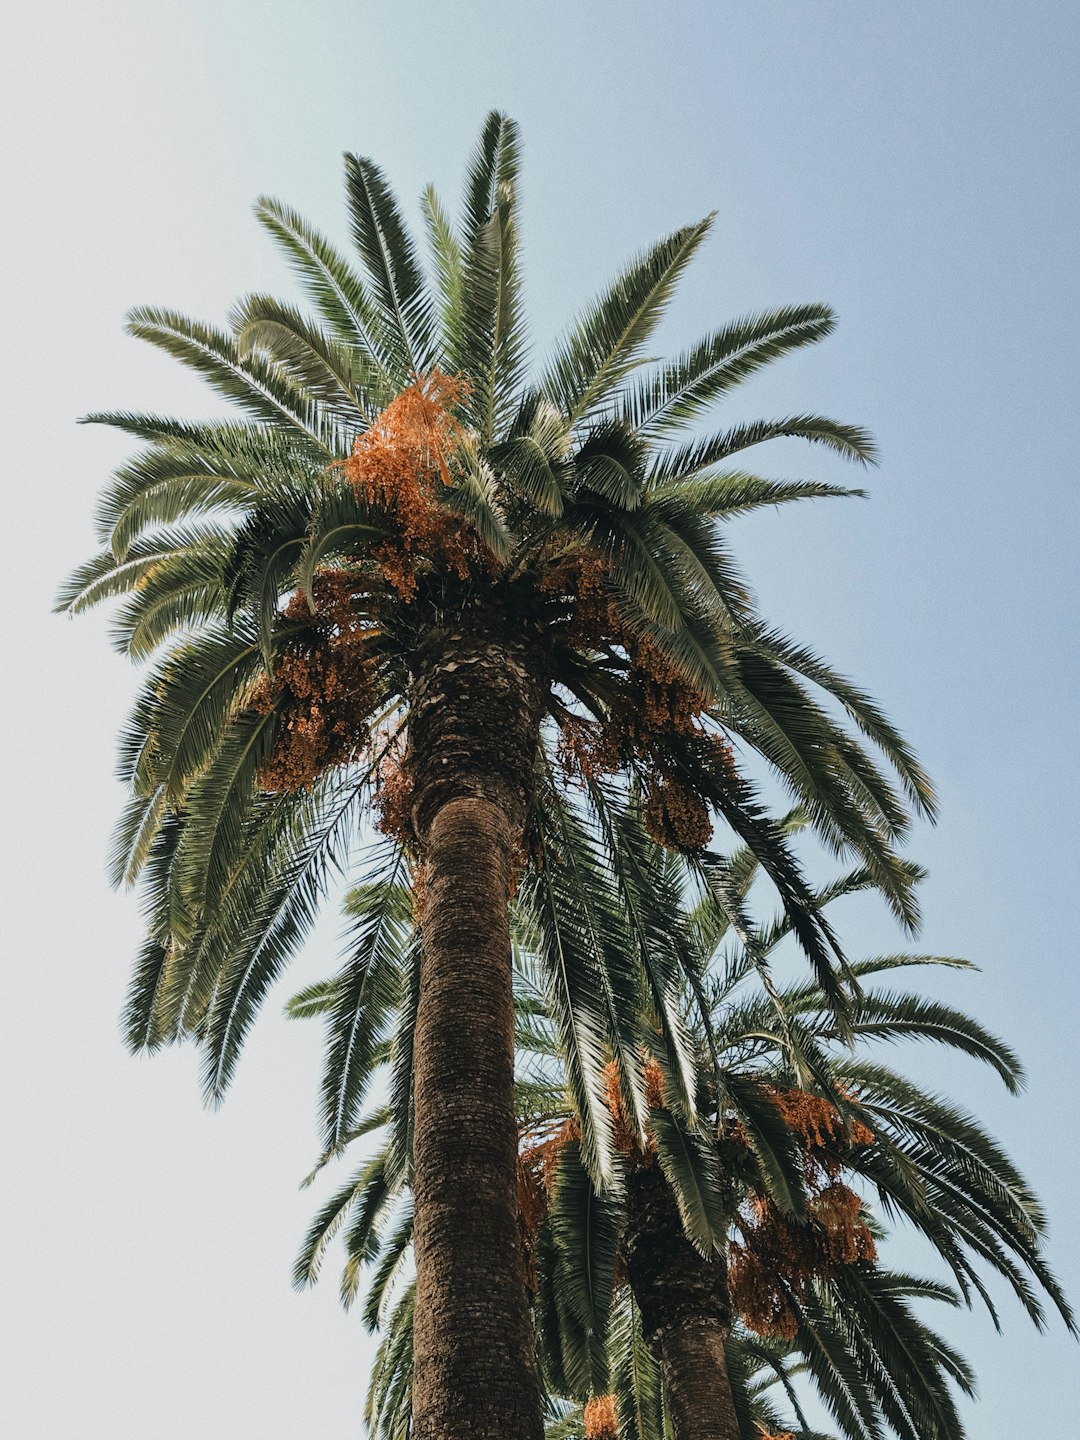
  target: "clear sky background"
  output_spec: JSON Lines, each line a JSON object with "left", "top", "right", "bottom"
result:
{"left": 2, "top": 2, "right": 1078, "bottom": 1436}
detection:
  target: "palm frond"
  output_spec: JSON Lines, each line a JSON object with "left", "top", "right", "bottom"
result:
{"left": 232, "top": 292, "right": 387, "bottom": 420}
{"left": 548, "top": 1137, "right": 622, "bottom": 1390}
{"left": 421, "top": 184, "right": 465, "bottom": 352}
{"left": 125, "top": 306, "right": 341, "bottom": 453}
{"left": 621, "top": 303, "right": 837, "bottom": 437}
{"left": 254, "top": 195, "right": 398, "bottom": 377}
{"left": 343, "top": 153, "right": 435, "bottom": 375}
{"left": 453, "top": 117, "right": 527, "bottom": 443}
{"left": 317, "top": 843, "right": 414, "bottom": 1151}
{"left": 543, "top": 218, "right": 714, "bottom": 426}
{"left": 649, "top": 416, "right": 877, "bottom": 486}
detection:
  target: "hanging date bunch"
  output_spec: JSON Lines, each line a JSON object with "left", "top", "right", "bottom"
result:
{"left": 550, "top": 558, "right": 738, "bottom": 851}
{"left": 768, "top": 1084, "right": 875, "bottom": 1182}
{"left": 342, "top": 370, "right": 475, "bottom": 600}
{"left": 583, "top": 1395, "right": 619, "bottom": 1440}
{"left": 515, "top": 1114, "right": 580, "bottom": 1289}
{"left": 727, "top": 1085, "right": 877, "bottom": 1339}
{"left": 252, "top": 569, "right": 377, "bottom": 793}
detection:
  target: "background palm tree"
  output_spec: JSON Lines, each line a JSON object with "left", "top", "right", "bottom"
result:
{"left": 58, "top": 112, "right": 934, "bottom": 1440}
{"left": 296, "top": 816, "right": 1071, "bottom": 1440}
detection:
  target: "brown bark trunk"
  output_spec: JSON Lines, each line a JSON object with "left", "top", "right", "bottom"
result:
{"left": 659, "top": 1319, "right": 741, "bottom": 1440}
{"left": 408, "top": 620, "right": 546, "bottom": 1440}
{"left": 623, "top": 1159, "right": 740, "bottom": 1440}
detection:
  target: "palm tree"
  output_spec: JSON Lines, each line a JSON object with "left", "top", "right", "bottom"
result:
{"left": 58, "top": 112, "right": 934, "bottom": 1440}
{"left": 546, "top": 841, "right": 1073, "bottom": 1440}
{"left": 296, "top": 815, "right": 1070, "bottom": 1440}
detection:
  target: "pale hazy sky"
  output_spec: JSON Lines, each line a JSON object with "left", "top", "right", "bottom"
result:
{"left": 2, "top": 2, "right": 1078, "bottom": 1436}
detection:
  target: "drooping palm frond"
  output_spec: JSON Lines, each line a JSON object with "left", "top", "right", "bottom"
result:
{"left": 316, "top": 841, "right": 414, "bottom": 1153}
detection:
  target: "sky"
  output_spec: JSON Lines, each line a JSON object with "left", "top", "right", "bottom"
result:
{"left": 2, "top": 1, "right": 1078, "bottom": 1435}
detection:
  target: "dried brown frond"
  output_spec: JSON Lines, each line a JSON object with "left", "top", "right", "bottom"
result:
{"left": 516, "top": 1151, "right": 547, "bottom": 1291}
{"left": 643, "top": 1056, "right": 665, "bottom": 1111}
{"left": 516, "top": 1116, "right": 580, "bottom": 1289}
{"left": 603, "top": 1060, "right": 641, "bottom": 1156}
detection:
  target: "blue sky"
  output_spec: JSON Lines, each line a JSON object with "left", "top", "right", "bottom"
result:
{"left": 2, "top": 2, "right": 1078, "bottom": 1435}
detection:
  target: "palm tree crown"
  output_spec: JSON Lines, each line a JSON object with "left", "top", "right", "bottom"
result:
{"left": 59, "top": 110, "right": 930, "bottom": 1103}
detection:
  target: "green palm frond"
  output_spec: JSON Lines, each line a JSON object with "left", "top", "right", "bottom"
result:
{"left": 253, "top": 195, "right": 398, "bottom": 377}
{"left": 316, "top": 844, "right": 414, "bottom": 1152}
{"left": 586, "top": 784, "right": 702, "bottom": 1117}
{"left": 120, "top": 621, "right": 265, "bottom": 808}
{"left": 543, "top": 218, "right": 715, "bottom": 425}
{"left": 420, "top": 185, "right": 465, "bottom": 352}
{"left": 492, "top": 395, "right": 573, "bottom": 517}
{"left": 461, "top": 110, "right": 521, "bottom": 254}
{"left": 649, "top": 416, "right": 878, "bottom": 486}
{"left": 439, "top": 442, "right": 515, "bottom": 562}
{"left": 124, "top": 306, "right": 341, "bottom": 453}
{"left": 365, "top": 1279, "right": 415, "bottom": 1440}
{"left": 109, "top": 553, "right": 228, "bottom": 661}
{"left": 94, "top": 434, "right": 268, "bottom": 556}
{"left": 361, "top": 1199, "right": 414, "bottom": 1333}
{"left": 547, "top": 1137, "right": 623, "bottom": 1391}
{"left": 194, "top": 773, "right": 366, "bottom": 1100}
{"left": 292, "top": 1146, "right": 388, "bottom": 1290}
{"left": 609, "top": 1290, "right": 665, "bottom": 1440}
{"left": 343, "top": 153, "right": 435, "bottom": 376}
{"left": 749, "top": 627, "right": 936, "bottom": 820}
{"left": 621, "top": 303, "right": 837, "bottom": 437}
{"left": 232, "top": 292, "right": 387, "bottom": 420}
{"left": 456, "top": 179, "right": 526, "bottom": 444}
{"left": 650, "top": 1106, "right": 728, "bottom": 1254}
{"left": 647, "top": 470, "right": 866, "bottom": 517}
{"left": 521, "top": 806, "right": 628, "bottom": 1182}
{"left": 55, "top": 524, "right": 234, "bottom": 616}
{"left": 812, "top": 1268, "right": 969, "bottom": 1440}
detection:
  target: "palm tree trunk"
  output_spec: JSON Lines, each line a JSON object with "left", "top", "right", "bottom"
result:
{"left": 659, "top": 1319, "right": 740, "bottom": 1440}
{"left": 408, "top": 619, "right": 546, "bottom": 1440}
{"left": 624, "top": 1160, "right": 740, "bottom": 1440}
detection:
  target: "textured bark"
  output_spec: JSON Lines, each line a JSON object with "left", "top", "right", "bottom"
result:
{"left": 624, "top": 1160, "right": 740, "bottom": 1440}
{"left": 409, "top": 618, "right": 546, "bottom": 1440}
{"left": 659, "top": 1319, "right": 741, "bottom": 1440}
